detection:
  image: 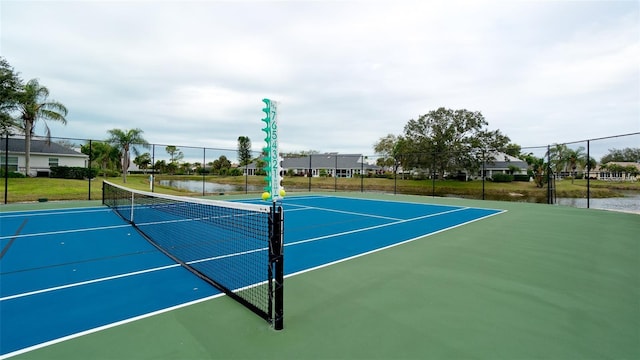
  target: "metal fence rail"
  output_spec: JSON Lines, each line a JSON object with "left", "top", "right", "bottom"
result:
{"left": 2, "top": 132, "right": 639, "bottom": 212}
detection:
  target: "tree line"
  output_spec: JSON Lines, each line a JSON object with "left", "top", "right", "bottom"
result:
{"left": 373, "top": 107, "right": 639, "bottom": 186}
{"left": 3, "top": 56, "right": 637, "bottom": 184}
{"left": 1, "top": 57, "right": 259, "bottom": 182}
{"left": 81, "top": 140, "right": 250, "bottom": 180}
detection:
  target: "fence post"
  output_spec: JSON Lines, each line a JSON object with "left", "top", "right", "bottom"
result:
{"left": 4, "top": 133, "right": 8, "bottom": 204}
{"left": 334, "top": 154, "right": 337, "bottom": 192}
{"left": 482, "top": 150, "right": 486, "bottom": 200}
{"left": 361, "top": 156, "right": 364, "bottom": 192}
{"left": 586, "top": 140, "right": 590, "bottom": 209}
{"left": 151, "top": 144, "right": 155, "bottom": 192}
{"left": 308, "top": 155, "right": 312, "bottom": 192}
{"left": 88, "top": 140, "right": 92, "bottom": 200}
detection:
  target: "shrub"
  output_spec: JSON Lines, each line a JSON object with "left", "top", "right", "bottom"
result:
{"left": 491, "top": 173, "right": 514, "bottom": 182}
{"left": 0, "top": 169, "right": 26, "bottom": 178}
{"left": 513, "top": 174, "right": 530, "bottom": 182}
{"left": 50, "top": 166, "right": 98, "bottom": 179}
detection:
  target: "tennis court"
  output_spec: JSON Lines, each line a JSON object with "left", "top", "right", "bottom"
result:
{"left": 1, "top": 191, "right": 638, "bottom": 359}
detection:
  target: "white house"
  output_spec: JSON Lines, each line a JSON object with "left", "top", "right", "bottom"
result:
{"left": 244, "top": 154, "right": 380, "bottom": 177}
{"left": 478, "top": 151, "right": 529, "bottom": 179}
{"left": 586, "top": 162, "right": 640, "bottom": 181}
{"left": 0, "top": 137, "right": 88, "bottom": 176}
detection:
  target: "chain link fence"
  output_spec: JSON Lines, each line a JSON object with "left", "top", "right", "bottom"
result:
{"left": 2, "top": 132, "right": 639, "bottom": 212}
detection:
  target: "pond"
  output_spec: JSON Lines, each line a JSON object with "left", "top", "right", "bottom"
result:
{"left": 556, "top": 190, "right": 640, "bottom": 214}
{"left": 159, "top": 179, "right": 261, "bottom": 193}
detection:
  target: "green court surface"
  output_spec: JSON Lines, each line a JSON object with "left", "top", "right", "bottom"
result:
{"left": 4, "top": 193, "right": 639, "bottom": 359}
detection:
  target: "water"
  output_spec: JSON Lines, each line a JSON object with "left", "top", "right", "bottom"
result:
{"left": 159, "top": 179, "right": 260, "bottom": 193}
{"left": 556, "top": 191, "right": 640, "bottom": 214}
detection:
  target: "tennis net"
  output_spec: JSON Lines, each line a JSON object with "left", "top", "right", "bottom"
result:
{"left": 102, "top": 180, "right": 284, "bottom": 329}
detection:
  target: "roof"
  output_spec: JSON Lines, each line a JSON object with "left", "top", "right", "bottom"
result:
{"left": 0, "top": 138, "right": 87, "bottom": 157}
{"left": 284, "top": 154, "right": 375, "bottom": 169}
{"left": 245, "top": 154, "right": 380, "bottom": 170}
{"left": 483, "top": 151, "right": 528, "bottom": 169}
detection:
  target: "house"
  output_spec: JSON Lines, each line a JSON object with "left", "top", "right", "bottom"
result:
{"left": 405, "top": 151, "right": 529, "bottom": 180}
{"left": 587, "top": 162, "right": 640, "bottom": 181}
{"left": 478, "top": 152, "right": 529, "bottom": 179}
{"left": 0, "top": 137, "right": 89, "bottom": 176}
{"left": 244, "top": 153, "right": 380, "bottom": 177}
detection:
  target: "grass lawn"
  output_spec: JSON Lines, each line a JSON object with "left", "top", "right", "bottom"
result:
{"left": 1, "top": 174, "right": 637, "bottom": 204}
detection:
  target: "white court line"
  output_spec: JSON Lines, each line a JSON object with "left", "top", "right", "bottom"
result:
{"left": 0, "top": 205, "right": 480, "bottom": 301}
{"left": 0, "top": 224, "right": 132, "bottom": 240}
{"left": 0, "top": 207, "right": 110, "bottom": 218}
{"left": 286, "top": 206, "right": 470, "bottom": 247}
{"left": 0, "top": 264, "right": 180, "bottom": 302}
{"left": 283, "top": 202, "right": 404, "bottom": 221}
{"left": 0, "top": 292, "right": 225, "bottom": 360}
{"left": 285, "top": 209, "right": 508, "bottom": 278}
{"left": 0, "top": 203, "right": 506, "bottom": 359}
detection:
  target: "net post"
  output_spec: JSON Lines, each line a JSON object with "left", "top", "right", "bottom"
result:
{"left": 270, "top": 204, "right": 284, "bottom": 330}
{"left": 130, "top": 192, "right": 135, "bottom": 222}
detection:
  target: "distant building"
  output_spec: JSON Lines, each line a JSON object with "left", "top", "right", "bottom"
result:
{"left": 478, "top": 152, "right": 529, "bottom": 179}
{"left": 587, "top": 162, "right": 640, "bottom": 181}
{"left": 0, "top": 137, "right": 88, "bottom": 176}
{"left": 244, "top": 153, "right": 380, "bottom": 177}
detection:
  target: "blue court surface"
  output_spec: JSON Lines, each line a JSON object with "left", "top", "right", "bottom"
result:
{"left": 0, "top": 195, "right": 503, "bottom": 358}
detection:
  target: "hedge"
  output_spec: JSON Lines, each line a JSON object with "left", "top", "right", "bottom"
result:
{"left": 491, "top": 173, "right": 514, "bottom": 182}
{"left": 50, "top": 166, "right": 98, "bottom": 179}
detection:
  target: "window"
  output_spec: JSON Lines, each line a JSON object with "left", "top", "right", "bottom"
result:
{"left": 0, "top": 156, "right": 18, "bottom": 171}
{"left": 49, "top": 158, "right": 59, "bottom": 167}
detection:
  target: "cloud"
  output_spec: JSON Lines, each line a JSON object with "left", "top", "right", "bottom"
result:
{"left": 1, "top": 0, "right": 638, "bottom": 161}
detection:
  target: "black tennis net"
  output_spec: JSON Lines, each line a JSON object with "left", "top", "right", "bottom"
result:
{"left": 102, "top": 180, "right": 284, "bottom": 329}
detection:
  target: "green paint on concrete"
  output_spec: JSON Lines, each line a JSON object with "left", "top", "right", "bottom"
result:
{"left": 13, "top": 194, "right": 640, "bottom": 359}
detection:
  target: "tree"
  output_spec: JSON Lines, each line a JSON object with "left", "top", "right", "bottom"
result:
{"left": 154, "top": 160, "right": 167, "bottom": 174}
{"left": 165, "top": 145, "right": 184, "bottom": 164}
{"left": 0, "top": 57, "right": 22, "bottom": 135}
{"left": 180, "top": 162, "right": 192, "bottom": 175}
{"left": 600, "top": 148, "right": 640, "bottom": 163}
{"left": 106, "top": 128, "right": 149, "bottom": 183}
{"left": 237, "top": 136, "right": 252, "bottom": 166}
{"left": 402, "top": 107, "right": 510, "bottom": 179}
{"left": 211, "top": 155, "right": 231, "bottom": 175}
{"left": 522, "top": 154, "right": 547, "bottom": 188}
{"left": 373, "top": 134, "right": 399, "bottom": 170}
{"left": 165, "top": 145, "right": 183, "bottom": 174}
{"left": 133, "top": 152, "right": 152, "bottom": 174}
{"left": 547, "top": 144, "right": 588, "bottom": 181}
{"left": 81, "top": 141, "right": 120, "bottom": 174}
{"left": 373, "top": 134, "right": 416, "bottom": 178}
{"left": 504, "top": 143, "right": 522, "bottom": 158}
{"left": 16, "top": 79, "right": 68, "bottom": 176}
{"left": 565, "top": 146, "right": 587, "bottom": 183}
{"left": 547, "top": 144, "right": 568, "bottom": 177}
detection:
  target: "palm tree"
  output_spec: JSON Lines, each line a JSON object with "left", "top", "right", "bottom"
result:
{"left": 81, "top": 141, "right": 120, "bottom": 175}
{"left": 1, "top": 57, "right": 23, "bottom": 135}
{"left": 565, "top": 147, "right": 587, "bottom": 184}
{"left": 106, "top": 128, "right": 149, "bottom": 183}
{"left": 133, "top": 152, "right": 152, "bottom": 174}
{"left": 547, "top": 143, "right": 568, "bottom": 178}
{"left": 17, "top": 79, "right": 68, "bottom": 176}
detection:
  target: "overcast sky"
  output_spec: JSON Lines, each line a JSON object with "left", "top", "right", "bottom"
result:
{"left": 1, "top": 0, "right": 638, "bottom": 160}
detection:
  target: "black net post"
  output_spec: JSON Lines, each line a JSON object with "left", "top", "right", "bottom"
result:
{"left": 270, "top": 204, "right": 284, "bottom": 330}
{"left": 4, "top": 133, "right": 9, "bottom": 204}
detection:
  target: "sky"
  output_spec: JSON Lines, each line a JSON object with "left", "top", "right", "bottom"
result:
{"left": 1, "top": 0, "right": 639, "bottom": 161}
